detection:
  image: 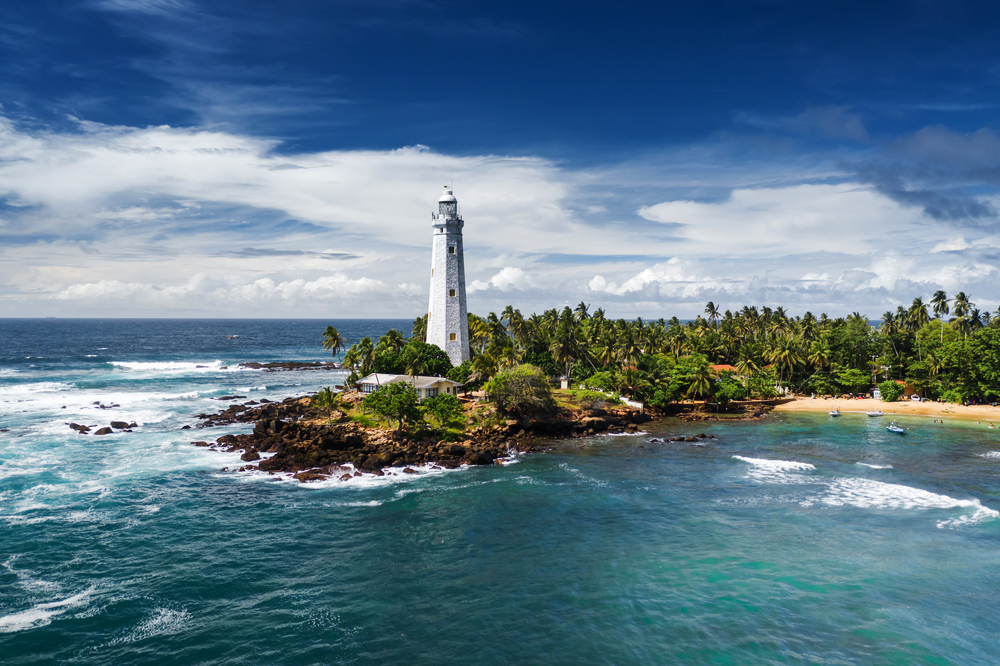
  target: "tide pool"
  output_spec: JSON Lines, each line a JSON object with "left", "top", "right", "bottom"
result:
{"left": 2, "top": 320, "right": 999, "bottom": 664}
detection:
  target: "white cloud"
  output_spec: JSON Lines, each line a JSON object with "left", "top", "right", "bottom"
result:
{"left": 931, "top": 237, "right": 974, "bottom": 253}
{"left": 4, "top": 114, "right": 1000, "bottom": 318}
{"left": 638, "top": 183, "right": 924, "bottom": 257}
{"left": 467, "top": 267, "right": 533, "bottom": 293}
{"left": 54, "top": 272, "right": 386, "bottom": 303}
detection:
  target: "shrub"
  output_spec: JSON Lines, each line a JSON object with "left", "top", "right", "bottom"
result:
{"left": 877, "top": 380, "right": 904, "bottom": 402}
{"left": 362, "top": 382, "right": 421, "bottom": 431}
{"left": 422, "top": 393, "right": 465, "bottom": 427}
{"left": 938, "top": 388, "right": 966, "bottom": 405}
{"left": 484, "top": 364, "right": 555, "bottom": 415}
{"left": 446, "top": 360, "right": 472, "bottom": 385}
{"left": 582, "top": 371, "right": 616, "bottom": 392}
{"left": 312, "top": 387, "right": 340, "bottom": 418}
{"left": 837, "top": 368, "right": 871, "bottom": 393}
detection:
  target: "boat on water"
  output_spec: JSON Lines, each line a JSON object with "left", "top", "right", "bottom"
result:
{"left": 227, "top": 335, "right": 240, "bottom": 339}
{"left": 886, "top": 422, "right": 906, "bottom": 434}
{"left": 829, "top": 409, "right": 841, "bottom": 417}
{"left": 867, "top": 410, "right": 884, "bottom": 417}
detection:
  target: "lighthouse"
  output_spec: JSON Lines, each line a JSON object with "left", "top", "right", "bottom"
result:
{"left": 426, "top": 186, "right": 470, "bottom": 366}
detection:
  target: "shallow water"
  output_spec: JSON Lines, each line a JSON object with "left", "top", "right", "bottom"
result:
{"left": 2, "top": 320, "right": 999, "bottom": 664}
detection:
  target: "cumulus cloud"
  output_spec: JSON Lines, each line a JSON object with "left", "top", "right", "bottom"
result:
{"left": 467, "top": 267, "right": 533, "bottom": 293}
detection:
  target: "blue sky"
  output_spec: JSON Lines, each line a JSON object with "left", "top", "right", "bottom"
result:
{"left": 2, "top": 0, "right": 1000, "bottom": 318}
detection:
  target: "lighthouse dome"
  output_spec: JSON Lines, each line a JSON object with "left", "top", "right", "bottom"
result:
{"left": 438, "top": 187, "right": 457, "bottom": 203}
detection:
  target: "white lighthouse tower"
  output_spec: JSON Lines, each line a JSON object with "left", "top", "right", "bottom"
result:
{"left": 426, "top": 186, "right": 470, "bottom": 366}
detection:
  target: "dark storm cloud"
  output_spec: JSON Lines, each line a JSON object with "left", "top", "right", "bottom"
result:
{"left": 856, "top": 126, "right": 1000, "bottom": 224}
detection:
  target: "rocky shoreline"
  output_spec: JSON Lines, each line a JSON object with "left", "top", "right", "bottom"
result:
{"left": 190, "top": 394, "right": 655, "bottom": 482}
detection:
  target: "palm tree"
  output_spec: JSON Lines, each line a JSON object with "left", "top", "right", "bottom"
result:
{"left": 931, "top": 290, "right": 949, "bottom": 344}
{"left": 705, "top": 301, "right": 720, "bottom": 328}
{"left": 321, "top": 326, "right": 347, "bottom": 361}
{"left": 879, "top": 311, "right": 899, "bottom": 357}
{"left": 356, "top": 337, "right": 376, "bottom": 375}
{"left": 411, "top": 314, "right": 428, "bottom": 341}
{"left": 807, "top": 340, "right": 831, "bottom": 370}
{"left": 573, "top": 301, "right": 590, "bottom": 321}
{"left": 766, "top": 335, "right": 803, "bottom": 385}
{"left": 685, "top": 365, "right": 713, "bottom": 400}
{"left": 377, "top": 328, "right": 407, "bottom": 353}
{"left": 908, "top": 297, "right": 930, "bottom": 361}
{"left": 953, "top": 292, "right": 973, "bottom": 340}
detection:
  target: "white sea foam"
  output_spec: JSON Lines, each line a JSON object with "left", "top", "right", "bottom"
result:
{"left": 732, "top": 456, "right": 816, "bottom": 483}
{"left": 0, "top": 587, "right": 95, "bottom": 633}
{"left": 110, "top": 360, "right": 227, "bottom": 373}
{"left": 0, "top": 382, "right": 74, "bottom": 397}
{"left": 802, "top": 477, "right": 1000, "bottom": 529}
{"left": 856, "top": 462, "right": 893, "bottom": 469}
{"left": 977, "top": 451, "right": 1000, "bottom": 459}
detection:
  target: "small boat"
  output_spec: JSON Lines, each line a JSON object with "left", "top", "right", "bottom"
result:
{"left": 867, "top": 410, "right": 884, "bottom": 417}
{"left": 227, "top": 335, "right": 240, "bottom": 340}
{"left": 829, "top": 409, "right": 841, "bottom": 417}
{"left": 886, "top": 422, "right": 906, "bottom": 434}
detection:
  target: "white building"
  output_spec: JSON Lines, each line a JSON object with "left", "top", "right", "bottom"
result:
{"left": 426, "top": 186, "right": 470, "bottom": 366}
{"left": 358, "top": 373, "right": 463, "bottom": 400}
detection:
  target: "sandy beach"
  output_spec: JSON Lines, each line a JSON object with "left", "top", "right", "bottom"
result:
{"left": 774, "top": 397, "right": 1000, "bottom": 424}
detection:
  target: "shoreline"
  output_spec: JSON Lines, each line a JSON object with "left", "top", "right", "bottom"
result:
{"left": 773, "top": 397, "right": 1000, "bottom": 424}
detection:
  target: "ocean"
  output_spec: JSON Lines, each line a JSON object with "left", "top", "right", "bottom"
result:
{"left": 1, "top": 319, "right": 999, "bottom": 664}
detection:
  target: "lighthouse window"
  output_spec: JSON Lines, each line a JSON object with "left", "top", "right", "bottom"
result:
{"left": 449, "top": 289, "right": 456, "bottom": 297}
{"left": 431, "top": 269, "right": 434, "bottom": 276}
{"left": 449, "top": 333, "right": 457, "bottom": 341}
{"left": 448, "top": 246, "right": 455, "bottom": 254}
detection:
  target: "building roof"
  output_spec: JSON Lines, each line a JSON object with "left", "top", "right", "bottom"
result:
{"left": 358, "top": 373, "right": 462, "bottom": 389}
{"left": 710, "top": 364, "right": 739, "bottom": 374}
{"left": 438, "top": 186, "right": 457, "bottom": 203}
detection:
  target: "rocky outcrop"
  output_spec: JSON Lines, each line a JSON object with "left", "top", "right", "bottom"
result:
{"left": 238, "top": 361, "right": 340, "bottom": 372}
{"left": 191, "top": 393, "right": 654, "bottom": 482}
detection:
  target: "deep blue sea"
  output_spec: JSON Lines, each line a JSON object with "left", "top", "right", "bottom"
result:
{"left": 2, "top": 319, "right": 999, "bottom": 665}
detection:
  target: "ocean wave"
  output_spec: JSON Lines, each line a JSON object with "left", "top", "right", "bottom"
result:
{"left": 856, "top": 462, "right": 893, "bottom": 469}
{"left": 732, "top": 455, "right": 816, "bottom": 482}
{"left": 977, "top": 451, "right": 1000, "bottom": 459}
{"left": 0, "top": 587, "right": 96, "bottom": 634}
{"left": 110, "top": 360, "right": 226, "bottom": 373}
{"left": 802, "top": 477, "right": 1000, "bottom": 529}
{"left": 0, "top": 381, "right": 74, "bottom": 396}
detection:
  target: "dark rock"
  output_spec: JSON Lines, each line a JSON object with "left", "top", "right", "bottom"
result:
{"left": 403, "top": 467, "right": 417, "bottom": 474}
{"left": 191, "top": 441, "right": 210, "bottom": 447}
{"left": 293, "top": 471, "right": 327, "bottom": 482}
{"left": 241, "top": 450, "right": 261, "bottom": 461}
{"left": 110, "top": 421, "right": 129, "bottom": 429}
{"left": 93, "top": 427, "right": 114, "bottom": 435}
{"left": 684, "top": 437, "right": 698, "bottom": 442}
{"left": 181, "top": 425, "right": 191, "bottom": 429}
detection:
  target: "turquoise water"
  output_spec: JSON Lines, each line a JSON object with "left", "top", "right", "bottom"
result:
{"left": 2, "top": 320, "right": 999, "bottom": 664}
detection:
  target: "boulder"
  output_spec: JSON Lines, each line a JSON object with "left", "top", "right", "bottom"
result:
{"left": 241, "top": 450, "right": 261, "bottom": 462}
{"left": 110, "top": 421, "right": 129, "bottom": 429}
{"left": 579, "top": 416, "right": 608, "bottom": 432}
{"left": 93, "top": 427, "right": 114, "bottom": 435}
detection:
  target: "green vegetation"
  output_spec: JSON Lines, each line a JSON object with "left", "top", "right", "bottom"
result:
{"left": 483, "top": 364, "right": 555, "bottom": 415}
{"left": 361, "top": 382, "right": 421, "bottom": 432}
{"left": 324, "top": 289, "right": 1000, "bottom": 412}
{"left": 877, "top": 380, "right": 905, "bottom": 403}
{"left": 311, "top": 386, "right": 340, "bottom": 418}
